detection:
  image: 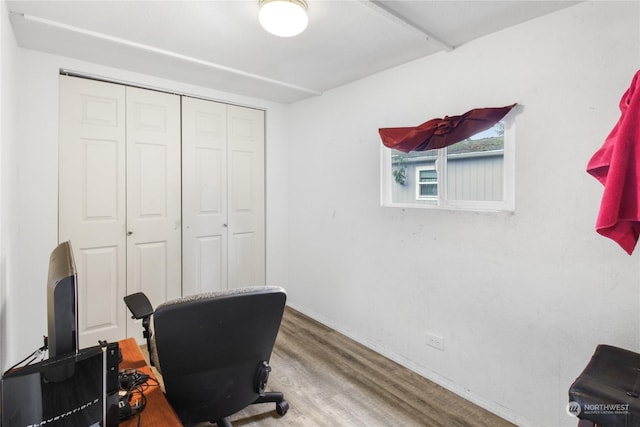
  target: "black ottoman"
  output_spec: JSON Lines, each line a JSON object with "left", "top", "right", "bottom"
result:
{"left": 569, "top": 345, "right": 640, "bottom": 427}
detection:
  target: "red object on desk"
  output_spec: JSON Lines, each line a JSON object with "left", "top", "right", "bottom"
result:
{"left": 118, "top": 337, "right": 182, "bottom": 427}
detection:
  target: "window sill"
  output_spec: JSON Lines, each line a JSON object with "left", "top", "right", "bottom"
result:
{"left": 381, "top": 201, "right": 515, "bottom": 214}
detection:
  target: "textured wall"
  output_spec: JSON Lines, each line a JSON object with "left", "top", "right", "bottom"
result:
{"left": 286, "top": 2, "right": 640, "bottom": 426}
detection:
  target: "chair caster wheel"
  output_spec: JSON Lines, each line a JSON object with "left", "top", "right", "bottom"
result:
{"left": 276, "top": 400, "right": 289, "bottom": 416}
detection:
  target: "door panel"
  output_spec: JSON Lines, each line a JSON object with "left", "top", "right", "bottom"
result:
{"left": 125, "top": 87, "right": 182, "bottom": 319}
{"left": 230, "top": 232, "right": 259, "bottom": 287}
{"left": 59, "top": 76, "right": 127, "bottom": 347}
{"left": 227, "top": 105, "right": 265, "bottom": 289}
{"left": 80, "top": 247, "right": 119, "bottom": 333}
{"left": 196, "top": 235, "right": 225, "bottom": 292}
{"left": 129, "top": 241, "right": 169, "bottom": 304}
{"left": 182, "top": 97, "right": 228, "bottom": 296}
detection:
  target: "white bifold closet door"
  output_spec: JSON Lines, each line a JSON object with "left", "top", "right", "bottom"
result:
{"left": 182, "top": 97, "right": 265, "bottom": 296}
{"left": 59, "top": 76, "right": 182, "bottom": 348}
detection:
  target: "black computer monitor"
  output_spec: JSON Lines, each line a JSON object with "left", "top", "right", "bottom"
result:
{"left": 47, "top": 241, "right": 79, "bottom": 358}
{"left": 0, "top": 345, "right": 106, "bottom": 426}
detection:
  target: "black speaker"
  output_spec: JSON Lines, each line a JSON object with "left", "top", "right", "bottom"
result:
{"left": 104, "top": 342, "right": 120, "bottom": 427}
{"left": 105, "top": 342, "right": 120, "bottom": 393}
{"left": 46, "top": 241, "right": 79, "bottom": 359}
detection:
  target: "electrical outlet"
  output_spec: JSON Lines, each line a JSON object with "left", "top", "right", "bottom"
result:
{"left": 425, "top": 332, "right": 444, "bottom": 351}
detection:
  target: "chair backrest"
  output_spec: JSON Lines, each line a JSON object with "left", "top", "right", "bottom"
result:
{"left": 150, "top": 286, "right": 287, "bottom": 423}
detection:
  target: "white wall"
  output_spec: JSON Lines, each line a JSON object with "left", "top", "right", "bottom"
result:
{"left": 0, "top": 0, "right": 19, "bottom": 372}
{"left": 286, "top": 2, "right": 640, "bottom": 426}
{"left": 2, "top": 48, "right": 291, "bottom": 370}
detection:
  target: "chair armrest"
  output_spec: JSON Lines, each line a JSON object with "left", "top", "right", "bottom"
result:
{"left": 124, "top": 292, "right": 154, "bottom": 319}
{"left": 123, "top": 292, "right": 156, "bottom": 367}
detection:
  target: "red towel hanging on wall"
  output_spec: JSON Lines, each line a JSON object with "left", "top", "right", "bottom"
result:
{"left": 378, "top": 104, "right": 516, "bottom": 153}
{"left": 587, "top": 70, "right": 640, "bottom": 255}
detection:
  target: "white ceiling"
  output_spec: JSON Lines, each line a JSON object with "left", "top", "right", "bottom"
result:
{"left": 7, "top": 0, "right": 581, "bottom": 103}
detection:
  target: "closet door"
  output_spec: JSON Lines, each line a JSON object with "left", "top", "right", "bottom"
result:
{"left": 59, "top": 77, "right": 182, "bottom": 346}
{"left": 125, "top": 87, "right": 182, "bottom": 324}
{"left": 227, "top": 105, "right": 265, "bottom": 289}
{"left": 182, "top": 99, "right": 265, "bottom": 294}
{"left": 59, "top": 76, "right": 127, "bottom": 346}
{"left": 182, "top": 97, "right": 228, "bottom": 296}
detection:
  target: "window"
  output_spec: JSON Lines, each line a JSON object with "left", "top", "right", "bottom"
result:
{"left": 416, "top": 166, "right": 438, "bottom": 199}
{"left": 381, "top": 118, "right": 515, "bottom": 211}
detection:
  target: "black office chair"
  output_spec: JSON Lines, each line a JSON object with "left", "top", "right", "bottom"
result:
{"left": 124, "top": 286, "right": 289, "bottom": 427}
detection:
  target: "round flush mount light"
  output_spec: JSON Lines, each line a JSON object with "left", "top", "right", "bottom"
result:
{"left": 259, "top": 0, "right": 308, "bottom": 37}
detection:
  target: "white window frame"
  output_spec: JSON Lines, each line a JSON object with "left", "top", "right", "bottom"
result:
{"left": 380, "top": 112, "right": 516, "bottom": 212}
{"left": 415, "top": 165, "right": 438, "bottom": 200}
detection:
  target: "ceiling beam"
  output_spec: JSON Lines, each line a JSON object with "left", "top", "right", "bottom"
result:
{"left": 10, "top": 12, "right": 323, "bottom": 97}
{"left": 357, "top": 0, "right": 454, "bottom": 52}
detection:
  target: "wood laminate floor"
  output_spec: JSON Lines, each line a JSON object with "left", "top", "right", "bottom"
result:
{"left": 145, "top": 307, "right": 515, "bottom": 427}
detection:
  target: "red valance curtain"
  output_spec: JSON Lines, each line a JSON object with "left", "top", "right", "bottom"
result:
{"left": 379, "top": 104, "right": 517, "bottom": 153}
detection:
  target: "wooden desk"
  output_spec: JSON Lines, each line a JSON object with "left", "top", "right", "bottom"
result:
{"left": 118, "top": 338, "right": 182, "bottom": 426}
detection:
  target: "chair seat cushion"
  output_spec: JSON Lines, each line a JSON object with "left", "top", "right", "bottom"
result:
{"left": 569, "top": 345, "right": 640, "bottom": 427}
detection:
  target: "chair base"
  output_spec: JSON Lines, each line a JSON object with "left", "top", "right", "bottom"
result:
{"left": 215, "top": 419, "right": 233, "bottom": 427}
{"left": 253, "top": 391, "right": 289, "bottom": 416}
{"left": 212, "top": 392, "right": 289, "bottom": 427}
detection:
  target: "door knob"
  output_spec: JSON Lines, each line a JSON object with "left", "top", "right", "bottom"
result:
{"left": 127, "top": 230, "right": 133, "bottom": 236}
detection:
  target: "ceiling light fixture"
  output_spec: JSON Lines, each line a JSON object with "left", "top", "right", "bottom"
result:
{"left": 259, "top": 0, "right": 308, "bottom": 38}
